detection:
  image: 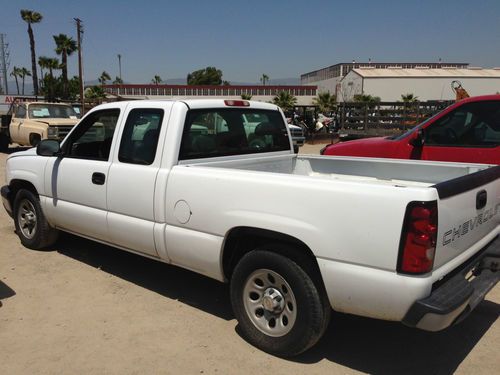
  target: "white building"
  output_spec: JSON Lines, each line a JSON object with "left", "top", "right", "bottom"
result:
{"left": 300, "top": 62, "right": 468, "bottom": 98}
{"left": 339, "top": 67, "right": 500, "bottom": 102}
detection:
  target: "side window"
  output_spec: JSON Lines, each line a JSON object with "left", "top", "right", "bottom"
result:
{"left": 118, "top": 108, "right": 164, "bottom": 165}
{"left": 64, "top": 109, "right": 120, "bottom": 160}
{"left": 425, "top": 101, "right": 500, "bottom": 147}
{"left": 15, "top": 105, "right": 26, "bottom": 119}
{"left": 179, "top": 109, "right": 290, "bottom": 160}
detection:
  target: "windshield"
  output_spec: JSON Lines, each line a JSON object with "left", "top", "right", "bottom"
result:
{"left": 28, "top": 104, "right": 78, "bottom": 119}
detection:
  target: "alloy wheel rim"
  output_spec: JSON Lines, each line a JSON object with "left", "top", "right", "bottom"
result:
{"left": 242, "top": 269, "right": 297, "bottom": 337}
{"left": 17, "top": 199, "right": 37, "bottom": 240}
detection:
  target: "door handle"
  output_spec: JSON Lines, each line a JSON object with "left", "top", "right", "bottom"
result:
{"left": 476, "top": 190, "right": 487, "bottom": 210}
{"left": 92, "top": 172, "right": 106, "bottom": 185}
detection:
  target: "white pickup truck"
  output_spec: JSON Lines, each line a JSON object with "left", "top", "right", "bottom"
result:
{"left": 2, "top": 99, "right": 499, "bottom": 357}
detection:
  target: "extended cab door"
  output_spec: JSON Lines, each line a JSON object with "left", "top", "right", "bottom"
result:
{"left": 106, "top": 104, "right": 172, "bottom": 257}
{"left": 43, "top": 108, "right": 122, "bottom": 240}
{"left": 421, "top": 101, "right": 500, "bottom": 164}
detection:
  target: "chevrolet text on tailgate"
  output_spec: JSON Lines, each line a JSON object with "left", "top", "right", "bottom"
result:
{"left": 2, "top": 99, "right": 499, "bottom": 357}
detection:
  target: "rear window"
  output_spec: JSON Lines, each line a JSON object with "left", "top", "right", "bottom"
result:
{"left": 179, "top": 108, "right": 290, "bottom": 160}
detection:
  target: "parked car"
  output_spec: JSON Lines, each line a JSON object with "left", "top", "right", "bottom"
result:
{"left": 321, "top": 95, "right": 500, "bottom": 164}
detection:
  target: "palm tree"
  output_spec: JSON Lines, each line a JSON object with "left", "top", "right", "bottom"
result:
{"left": 99, "top": 71, "right": 111, "bottom": 85}
{"left": 401, "top": 93, "right": 419, "bottom": 102}
{"left": 113, "top": 76, "right": 123, "bottom": 84}
{"left": 151, "top": 75, "right": 162, "bottom": 85}
{"left": 260, "top": 74, "right": 269, "bottom": 85}
{"left": 42, "top": 58, "right": 61, "bottom": 100}
{"left": 10, "top": 67, "right": 22, "bottom": 95}
{"left": 19, "top": 67, "right": 31, "bottom": 95}
{"left": 313, "top": 92, "right": 337, "bottom": 113}
{"left": 38, "top": 56, "right": 51, "bottom": 81}
{"left": 20, "top": 9, "right": 42, "bottom": 96}
{"left": 272, "top": 91, "right": 297, "bottom": 111}
{"left": 53, "top": 33, "right": 77, "bottom": 99}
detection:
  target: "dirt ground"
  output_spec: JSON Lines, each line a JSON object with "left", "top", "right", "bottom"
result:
{"left": 0, "top": 144, "right": 498, "bottom": 374}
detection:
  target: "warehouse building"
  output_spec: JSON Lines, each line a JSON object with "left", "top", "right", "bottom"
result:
{"left": 102, "top": 84, "right": 317, "bottom": 105}
{"left": 339, "top": 67, "right": 500, "bottom": 102}
{"left": 300, "top": 61, "right": 468, "bottom": 98}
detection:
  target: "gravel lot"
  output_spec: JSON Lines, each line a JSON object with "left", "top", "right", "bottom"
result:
{"left": 0, "top": 145, "right": 498, "bottom": 374}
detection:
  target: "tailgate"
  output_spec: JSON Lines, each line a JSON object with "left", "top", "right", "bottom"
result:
{"left": 432, "top": 166, "right": 500, "bottom": 269}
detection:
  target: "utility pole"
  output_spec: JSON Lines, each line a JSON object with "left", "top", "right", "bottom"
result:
{"left": 0, "top": 34, "right": 10, "bottom": 94}
{"left": 74, "top": 18, "right": 84, "bottom": 115}
{"left": 117, "top": 54, "right": 122, "bottom": 81}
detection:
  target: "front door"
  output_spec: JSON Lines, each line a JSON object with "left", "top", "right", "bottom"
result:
{"left": 43, "top": 108, "right": 122, "bottom": 241}
{"left": 421, "top": 101, "right": 500, "bottom": 164}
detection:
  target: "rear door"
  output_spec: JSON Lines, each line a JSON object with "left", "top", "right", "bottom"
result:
{"left": 421, "top": 101, "right": 500, "bottom": 164}
{"left": 432, "top": 167, "right": 500, "bottom": 269}
{"left": 106, "top": 103, "right": 172, "bottom": 257}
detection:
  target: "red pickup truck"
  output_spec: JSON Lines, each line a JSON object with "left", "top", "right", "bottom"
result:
{"left": 321, "top": 95, "right": 500, "bottom": 164}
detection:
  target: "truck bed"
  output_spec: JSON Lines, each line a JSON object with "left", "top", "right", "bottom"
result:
{"left": 184, "top": 153, "right": 492, "bottom": 188}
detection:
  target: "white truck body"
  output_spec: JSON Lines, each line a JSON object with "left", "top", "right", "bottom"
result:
{"left": 2, "top": 99, "right": 499, "bottom": 355}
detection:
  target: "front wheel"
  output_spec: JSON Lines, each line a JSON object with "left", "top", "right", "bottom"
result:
{"left": 230, "top": 250, "right": 330, "bottom": 357}
{"left": 0, "top": 133, "right": 9, "bottom": 153}
{"left": 13, "top": 189, "right": 59, "bottom": 249}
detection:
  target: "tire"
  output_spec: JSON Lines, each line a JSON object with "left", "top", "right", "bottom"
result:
{"left": 13, "top": 189, "right": 59, "bottom": 249}
{"left": 29, "top": 134, "right": 41, "bottom": 147}
{"left": 0, "top": 133, "right": 9, "bottom": 153}
{"left": 230, "top": 250, "right": 330, "bottom": 357}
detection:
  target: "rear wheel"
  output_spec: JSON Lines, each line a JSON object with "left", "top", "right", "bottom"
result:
{"left": 230, "top": 250, "right": 330, "bottom": 357}
{"left": 13, "top": 189, "right": 58, "bottom": 249}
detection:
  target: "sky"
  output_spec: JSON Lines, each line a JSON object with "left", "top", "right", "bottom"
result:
{"left": 1, "top": 0, "right": 500, "bottom": 84}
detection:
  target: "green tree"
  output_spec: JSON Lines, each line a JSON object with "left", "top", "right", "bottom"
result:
{"left": 241, "top": 93, "right": 252, "bottom": 100}
{"left": 353, "top": 94, "right": 380, "bottom": 104}
{"left": 313, "top": 92, "right": 337, "bottom": 113}
{"left": 401, "top": 93, "right": 419, "bottom": 102}
{"left": 99, "top": 71, "right": 111, "bottom": 85}
{"left": 85, "top": 85, "right": 106, "bottom": 102}
{"left": 68, "top": 76, "right": 80, "bottom": 100}
{"left": 187, "top": 67, "right": 223, "bottom": 85}
{"left": 38, "top": 56, "right": 51, "bottom": 82}
{"left": 113, "top": 76, "right": 123, "bottom": 84}
{"left": 19, "top": 67, "right": 31, "bottom": 95}
{"left": 260, "top": 74, "right": 269, "bottom": 85}
{"left": 151, "top": 75, "right": 162, "bottom": 85}
{"left": 21, "top": 9, "right": 42, "bottom": 96}
{"left": 53, "top": 33, "right": 78, "bottom": 99}
{"left": 272, "top": 91, "right": 297, "bottom": 111}
{"left": 39, "top": 58, "right": 61, "bottom": 100}
{"left": 10, "top": 67, "right": 22, "bottom": 95}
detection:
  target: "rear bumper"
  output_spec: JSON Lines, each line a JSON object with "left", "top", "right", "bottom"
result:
{"left": 1, "top": 185, "right": 13, "bottom": 218}
{"left": 402, "top": 235, "right": 500, "bottom": 331}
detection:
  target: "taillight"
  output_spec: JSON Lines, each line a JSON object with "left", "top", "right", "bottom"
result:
{"left": 224, "top": 100, "right": 250, "bottom": 107}
{"left": 398, "top": 201, "right": 438, "bottom": 274}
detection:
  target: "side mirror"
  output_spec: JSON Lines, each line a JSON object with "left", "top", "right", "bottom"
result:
{"left": 409, "top": 129, "right": 425, "bottom": 147}
{"left": 37, "top": 139, "right": 61, "bottom": 157}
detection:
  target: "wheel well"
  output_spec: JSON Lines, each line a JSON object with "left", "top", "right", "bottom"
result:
{"left": 222, "top": 227, "right": 325, "bottom": 288}
{"left": 9, "top": 180, "right": 38, "bottom": 203}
